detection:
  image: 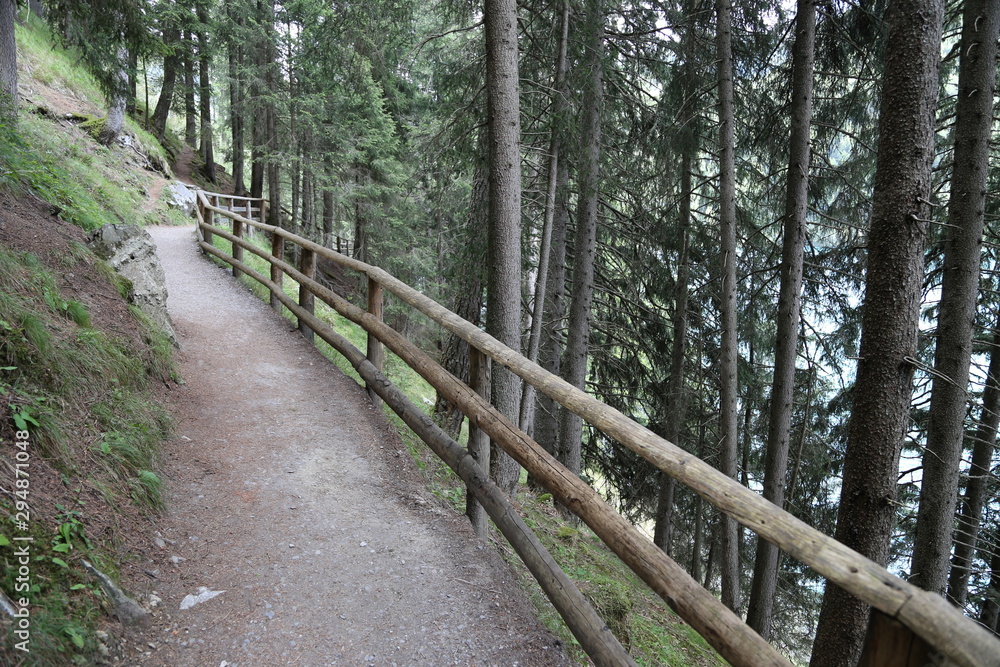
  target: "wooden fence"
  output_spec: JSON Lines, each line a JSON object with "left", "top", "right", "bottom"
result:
{"left": 192, "top": 190, "right": 1000, "bottom": 667}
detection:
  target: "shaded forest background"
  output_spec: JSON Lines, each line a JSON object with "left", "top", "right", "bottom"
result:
{"left": 1, "top": 0, "right": 998, "bottom": 663}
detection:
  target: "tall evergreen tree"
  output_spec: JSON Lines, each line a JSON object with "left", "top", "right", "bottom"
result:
{"left": 910, "top": 0, "right": 999, "bottom": 596}
{"left": 949, "top": 326, "right": 1000, "bottom": 608}
{"left": 746, "top": 0, "right": 816, "bottom": 638}
{"left": 0, "top": 0, "right": 18, "bottom": 122}
{"left": 715, "top": 0, "right": 742, "bottom": 615}
{"left": 558, "top": 0, "right": 604, "bottom": 479}
{"left": 484, "top": 0, "right": 523, "bottom": 497}
{"left": 810, "top": 0, "right": 944, "bottom": 662}
{"left": 196, "top": 0, "right": 216, "bottom": 183}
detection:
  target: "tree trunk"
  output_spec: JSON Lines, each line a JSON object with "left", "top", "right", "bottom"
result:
{"left": 197, "top": 4, "right": 216, "bottom": 184}
{"left": 715, "top": 0, "right": 741, "bottom": 615}
{"left": 519, "top": 0, "right": 569, "bottom": 436}
{"left": 264, "top": 2, "right": 280, "bottom": 229}
{"left": 746, "top": 0, "right": 816, "bottom": 639}
{"left": 531, "top": 107, "right": 570, "bottom": 468}
{"left": 435, "top": 130, "right": 488, "bottom": 438}
{"left": 557, "top": 0, "right": 604, "bottom": 481}
{"left": 249, "top": 6, "right": 266, "bottom": 203}
{"left": 0, "top": 0, "right": 17, "bottom": 122}
{"left": 97, "top": 48, "right": 129, "bottom": 146}
{"left": 184, "top": 30, "right": 198, "bottom": 149}
{"left": 125, "top": 49, "right": 137, "bottom": 117}
{"left": 322, "top": 156, "right": 335, "bottom": 247}
{"left": 981, "top": 525, "right": 1000, "bottom": 632}
{"left": 910, "top": 0, "right": 999, "bottom": 596}
{"left": 152, "top": 26, "right": 180, "bottom": 142}
{"left": 653, "top": 146, "right": 692, "bottom": 555}
{"left": 653, "top": 6, "right": 697, "bottom": 554}
{"left": 484, "top": 0, "right": 524, "bottom": 498}
{"left": 228, "top": 6, "right": 246, "bottom": 196}
{"left": 809, "top": 0, "right": 944, "bottom": 664}
{"left": 948, "top": 328, "right": 1000, "bottom": 607}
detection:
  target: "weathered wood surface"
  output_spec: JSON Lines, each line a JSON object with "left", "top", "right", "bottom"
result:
{"left": 859, "top": 611, "right": 948, "bottom": 667}
{"left": 466, "top": 348, "right": 490, "bottom": 538}
{"left": 197, "top": 195, "right": 1000, "bottom": 667}
{"left": 366, "top": 277, "right": 384, "bottom": 407}
{"left": 197, "top": 240, "right": 637, "bottom": 667}
{"left": 269, "top": 232, "right": 283, "bottom": 314}
{"left": 298, "top": 247, "right": 316, "bottom": 342}
{"left": 231, "top": 216, "right": 244, "bottom": 279}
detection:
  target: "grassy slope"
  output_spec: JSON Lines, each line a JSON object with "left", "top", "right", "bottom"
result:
{"left": 0, "top": 19, "right": 179, "bottom": 666}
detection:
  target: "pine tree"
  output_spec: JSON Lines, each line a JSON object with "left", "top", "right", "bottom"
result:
{"left": 0, "top": 0, "right": 18, "bottom": 122}
{"left": 810, "top": 0, "right": 945, "bottom": 662}
{"left": 746, "top": 0, "right": 816, "bottom": 638}
{"left": 910, "top": 0, "right": 999, "bottom": 596}
{"left": 484, "top": 0, "right": 523, "bottom": 497}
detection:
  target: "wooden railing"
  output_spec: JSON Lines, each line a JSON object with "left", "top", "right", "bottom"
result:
{"left": 193, "top": 190, "right": 1000, "bottom": 667}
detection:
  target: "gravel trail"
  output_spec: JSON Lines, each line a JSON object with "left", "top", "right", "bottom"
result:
{"left": 122, "top": 225, "right": 571, "bottom": 667}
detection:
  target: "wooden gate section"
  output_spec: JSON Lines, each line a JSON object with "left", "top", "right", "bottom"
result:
{"left": 193, "top": 191, "right": 1000, "bottom": 667}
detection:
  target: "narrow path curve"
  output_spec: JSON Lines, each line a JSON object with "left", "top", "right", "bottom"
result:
{"left": 123, "top": 225, "right": 571, "bottom": 666}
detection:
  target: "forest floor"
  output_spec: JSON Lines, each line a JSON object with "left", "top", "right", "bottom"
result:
{"left": 119, "top": 224, "right": 572, "bottom": 666}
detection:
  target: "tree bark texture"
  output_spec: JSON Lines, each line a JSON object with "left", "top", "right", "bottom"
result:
{"left": 97, "top": 48, "right": 128, "bottom": 146}
{"left": 558, "top": 0, "right": 604, "bottom": 480}
{"left": 0, "top": 0, "right": 18, "bottom": 121}
{"left": 435, "top": 131, "right": 488, "bottom": 438}
{"left": 197, "top": 5, "right": 216, "bottom": 184}
{"left": 152, "top": 26, "right": 180, "bottom": 141}
{"left": 715, "top": 0, "right": 741, "bottom": 615}
{"left": 653, "top": 145, "right": 692, "bottom": 555}
{"left": 948, "top": 328, "right": 1000, "bottom": 607}
{"left": 809, "top": 0, "right": 944, "bottom": 664}
{"left": 249, "top": 5, "right": 266, "bottom": 203}
{"left": 183, "top": 30, "right": 197, "bottom": 148}
{"left": 982, "top": 527, "right": 1000, "bottom": 632}
{"left": 264, "top": 0, "right": 280, "bottom": 228}
{"left": 484, "top": 0, "right": 524, "bottom": 497}
{"left": 910, "top": 0, "right": 999, "bottom": 596}
{"left": 746, "top": 0, "right": 816, "bottom": 639}
{"left": 519, "top": 0, "right": 569, "bottom": 436}
{"left": 653, "top": 6, "right": 697, "bottom": 555}
{"left": 227, "top": 6, "right": 246, "bottom": 195}
{"left": 531, "top": 118, "right": 570, "bottom": 464}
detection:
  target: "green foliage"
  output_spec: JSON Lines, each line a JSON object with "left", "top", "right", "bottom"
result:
{"left": 0, "top": 502, "right": 105, "bottom": 665}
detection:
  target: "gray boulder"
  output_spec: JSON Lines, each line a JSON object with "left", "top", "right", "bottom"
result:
{"left": 165, "top": 181, "right": 197, "bottom": 217}
{"left": 88, "top": 224, "right": 176, "bottom": 346}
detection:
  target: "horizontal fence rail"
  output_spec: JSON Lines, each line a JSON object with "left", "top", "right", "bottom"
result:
{"left": 193, "top": 191, "right": 1000, "bottom": 667}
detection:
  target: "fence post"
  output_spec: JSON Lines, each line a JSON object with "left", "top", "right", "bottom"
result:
{"left": 199, "top": 194, "right": 213, "bottom": 246}
{"left": 366, "top": 277, "right": 384, "bottom": 407}
{"left": 270, "top": 232, "right": 284, "bottom": 314}
{"left": 298, "top": 248, "right": 316, "bottom": 342}
{"left": 232, "top": 214, "right": 243, "bottom": 280}
{"left": 467, "top": 347, "right": 491, "bottom": 538}
{"left": 859, "top": 610, "right": 943, "bottom": 667}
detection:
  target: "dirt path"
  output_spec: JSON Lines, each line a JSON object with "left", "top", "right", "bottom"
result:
{"left": 123, "top": 226, "right": 571, "bottom": 666}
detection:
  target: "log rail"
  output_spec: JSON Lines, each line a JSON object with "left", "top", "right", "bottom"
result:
{"left": 193, "top": 190, "right": 1000, "bottom": 667}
